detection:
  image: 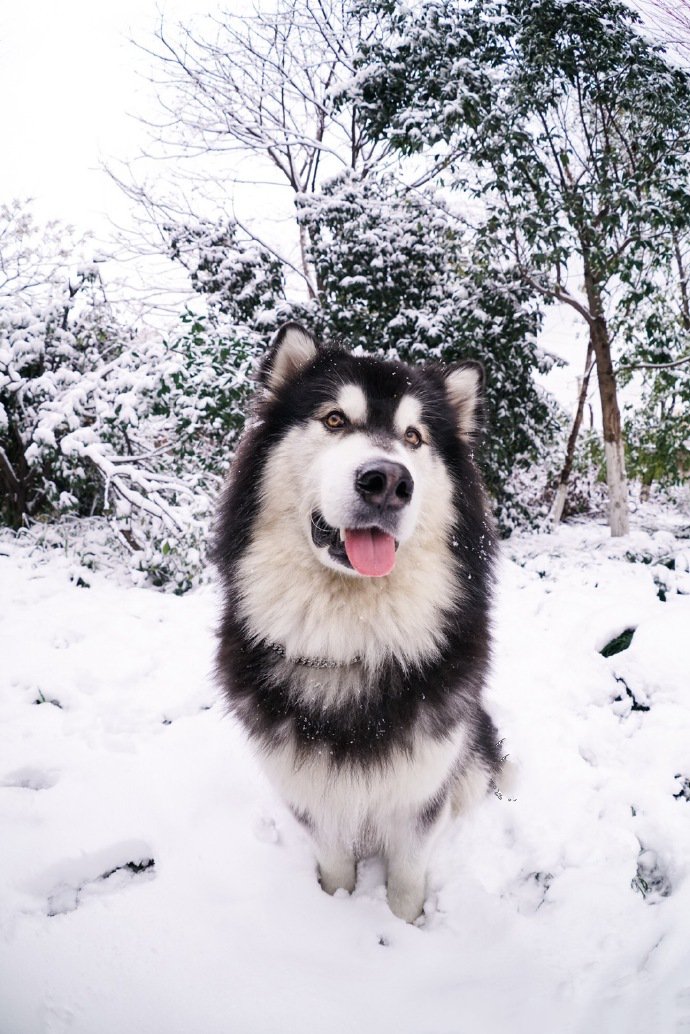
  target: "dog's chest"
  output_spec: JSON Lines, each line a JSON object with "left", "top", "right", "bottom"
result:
{"left": 278, "top": 659, "right": 372, "bottom": 712}
{"left": 259, "top": 722, "right": 469, "bottom": 841}
{"left": 236, "top": 535, "right": 459, "bottom": 671}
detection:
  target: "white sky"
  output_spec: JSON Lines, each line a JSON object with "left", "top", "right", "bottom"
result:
{"left": 0, "top": 0, "right": 307, "bottom": 318}
{"left": 0, "top": 0, "right": 203, "bottom": 231}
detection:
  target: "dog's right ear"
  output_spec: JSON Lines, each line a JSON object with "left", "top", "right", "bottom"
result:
{"left": 259, "top": 322, "right": 319, "bottom": 394}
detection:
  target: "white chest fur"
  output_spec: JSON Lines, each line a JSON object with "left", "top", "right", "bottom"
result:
{"left": 259, "top": 723, "right": 470, "bottom": 850}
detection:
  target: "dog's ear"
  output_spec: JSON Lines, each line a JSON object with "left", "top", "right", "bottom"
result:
{"left": 443, "top": 360, "right": 485, "bottom": 440}
{"left": 260, "top": 322, "right": 319, "bottom": 393}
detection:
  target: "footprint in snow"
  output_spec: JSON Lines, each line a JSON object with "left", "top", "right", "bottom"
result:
{"left": 0, "top": 767, "right": 59, "bottom": 790}
{"left": 509, "top": 870, "right": 554, "bottom": 914}
{"left": 24, "top": 840, "right": 156, "bottom": 916}
{"left": 253, "top": 815, "right": 281, "bottom": 845}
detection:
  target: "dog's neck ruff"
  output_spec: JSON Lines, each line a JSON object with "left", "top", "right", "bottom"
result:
{"left": 265, "top": 640, "right": 363, "bottom": 669}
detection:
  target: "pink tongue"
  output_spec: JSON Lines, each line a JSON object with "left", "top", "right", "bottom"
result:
{"left": 344, "top": 528, "right": 396, "bottom": 577}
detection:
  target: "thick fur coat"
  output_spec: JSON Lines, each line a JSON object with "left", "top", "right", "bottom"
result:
{"left": 213, "top": 324, "right": 502, "bottom": 922}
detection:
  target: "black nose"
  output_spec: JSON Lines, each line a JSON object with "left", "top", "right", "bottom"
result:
{"left": 355, "top": 460, "right": 414, "bottom": 511}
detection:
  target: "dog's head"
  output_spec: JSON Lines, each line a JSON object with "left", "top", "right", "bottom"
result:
{"left": 254, "top": 323, "right": 485, "bottom": 580}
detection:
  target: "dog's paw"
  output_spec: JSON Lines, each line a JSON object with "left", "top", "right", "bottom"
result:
{"left": 318, "top": 858, "right": 356, "bottom": 896}
{"left": 386, "top": 880, "right": 425, "bottom": 924}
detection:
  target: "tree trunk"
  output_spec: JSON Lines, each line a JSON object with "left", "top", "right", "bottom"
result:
{"left": 551, "top": 342, "right": 594, "bottom": 525}
{"left": 583, "top": 262, "right": 630, "bottom": 537}
{"left": 0, "top": 443, "right": 27, "bottom": 530}
{"left": 673, "top": 228, "right": 690, "bottom": 331}
{"left": 295, "top": 205, "right": 319, "bottom": 301}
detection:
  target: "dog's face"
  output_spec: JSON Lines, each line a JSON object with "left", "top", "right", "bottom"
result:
{"left": 257, "top": 323, "right": 484, "bottom": 579}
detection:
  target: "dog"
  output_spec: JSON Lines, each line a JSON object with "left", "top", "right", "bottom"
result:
{"left": 213, "top": 322, "right": 503, "bottom": 922}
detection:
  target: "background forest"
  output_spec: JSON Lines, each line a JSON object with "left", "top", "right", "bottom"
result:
{"left": 1, "top": 0, "right": 690, "bottom": 591}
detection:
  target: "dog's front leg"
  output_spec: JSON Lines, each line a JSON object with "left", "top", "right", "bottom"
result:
{"left": 385, "top": 851, "right": 429, "bottom": 923}
{"left": 316, "top": 843, "right": 356, "bottom": 896}
{"left": 385, "top": 799, "right": 451, "bottom": 922}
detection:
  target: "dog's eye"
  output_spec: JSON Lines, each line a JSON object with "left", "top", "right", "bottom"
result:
{"left": 404, "top": 426, "right": 422, "bottom": 448}
{"left": 323, "top": 410, "right": 347, "bottom": 430}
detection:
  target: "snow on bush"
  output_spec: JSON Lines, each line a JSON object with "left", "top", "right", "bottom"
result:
{"left": 0, "top": 205, "right": 257, "bottom": 592}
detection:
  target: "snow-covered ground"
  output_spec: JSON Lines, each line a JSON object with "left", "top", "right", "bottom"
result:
{"left": 1, "top": 508, "right": 690, "bottom": 1034}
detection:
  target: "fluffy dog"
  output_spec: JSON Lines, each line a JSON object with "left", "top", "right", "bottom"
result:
{"left": 213, "top": 323, "right": 502, "bottom": 922}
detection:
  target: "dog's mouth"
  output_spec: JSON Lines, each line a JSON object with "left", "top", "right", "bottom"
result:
{"left": 310, "top": 510, "right": 398, "bottom": 577}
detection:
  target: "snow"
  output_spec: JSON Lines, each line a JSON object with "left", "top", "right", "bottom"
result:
{"left": 1, "top": 509, "right": 690, "bottom": 1034}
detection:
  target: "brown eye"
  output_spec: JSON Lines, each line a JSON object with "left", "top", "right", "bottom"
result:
{"left": 324, "top": 410, "right": 347, "bottom": 430}
{"left": 405, "top": 426, "right": 422, "bottom": 448}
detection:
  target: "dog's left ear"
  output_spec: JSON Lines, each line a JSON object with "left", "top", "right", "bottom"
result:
{"left": 443, "top": 360, "right": 485, "bottom": 440}
{"left": 260, "top": 322, "right": 319, "bottom": 394}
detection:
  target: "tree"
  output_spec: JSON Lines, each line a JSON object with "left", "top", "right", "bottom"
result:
{"left": 634, "top": 1, "right": 690, "bottom": 63}
{"left": 616, "top": 230, "right": 690, "bottom": 488}
{"left": 0, "top": 204, "right": 114, "bottom": 526}
{"left": 350, "top": 0, "right": 690, "bottom": 535}
{"left": 155, "top": 309, "right": 256, "bottom": 475}
{"left": 298, "top": 171, "right": 559, "bottom": 519}
{"left": 550, "top": 343, "right": 595, "bottom": 525}
{"left": 133, "top": 0, "right": 388, "bottom": 298}
{"left": 137, "top": 1, "right": 560, "bottom": 528}
{"left": 165, "top": 218, "right": 289, "bottom": 330}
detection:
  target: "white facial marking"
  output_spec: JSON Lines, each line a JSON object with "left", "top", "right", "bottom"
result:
{"left": 316, "top": 432, "right": 421, "bottom": 544}
{"left": 336, "top": 384, "right": 367, "bottom": 425}
{"left": 394, "top": 395, "right": 424, "bottom": 437}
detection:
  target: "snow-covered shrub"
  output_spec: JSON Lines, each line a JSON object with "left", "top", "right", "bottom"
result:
{"left": 497, "top": 426, "right": 607, "bottom": 535}
{"left": 124, "top": 504, "right": 211, "bottom": 594}
{"left": 624, "top": 390, "right": 690, "bottom": 491}
{"left": 128, "top": 310, "right": 260, "bottom": 592}
{"left": 0, "top": 204, "right": 252, "bottom": 592}
{"left": 164, "top": 218, "right": 297, "bottom": 334}
{"left": 0, "top": 256, "right": 141, "bottom": 526}
{"left": 154, "top": 310, "right": 256, "bottom": 473}
{"left": 58, "top": 308, "right": 261, "bottom": 593}
{"left": 0, "top": 272, "right": 208, "bottom": 589}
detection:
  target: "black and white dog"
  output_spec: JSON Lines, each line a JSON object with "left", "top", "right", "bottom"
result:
{"left": 213, "top": 323, "right": 503, "bottom": 922}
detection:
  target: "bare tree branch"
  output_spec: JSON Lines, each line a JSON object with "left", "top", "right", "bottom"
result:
{"left": 617, "top": 353, "right": 690, "bottom": 372}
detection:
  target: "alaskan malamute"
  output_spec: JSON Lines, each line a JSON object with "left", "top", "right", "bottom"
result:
{"left": 214, "top": 323, "right": 502, "bottom": 922}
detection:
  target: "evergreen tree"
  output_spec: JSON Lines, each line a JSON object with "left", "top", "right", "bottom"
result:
{"left": 165, "top": 219, "right": 290, "bottom": 332}
{"left": 298, "top": 172, "right": 558, "bottom": 521}
{"left": 616, "top": 232, "right": 690, "bottom": 487}
{"left": 141, "top": 0, "right": 568, "bottom": 527}
{"left": 349, "top": 0, "right": 690, "bottom": 534}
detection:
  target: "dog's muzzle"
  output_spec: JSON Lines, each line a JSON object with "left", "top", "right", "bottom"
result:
{"left": 310, "top": 460, "right": 413, "bottom": 577}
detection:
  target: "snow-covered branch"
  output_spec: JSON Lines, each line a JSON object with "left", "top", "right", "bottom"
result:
{"left": 617, "top": 353, "right": 690, "bottom": 372}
